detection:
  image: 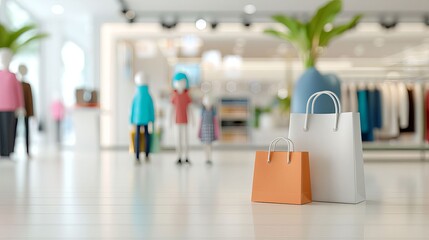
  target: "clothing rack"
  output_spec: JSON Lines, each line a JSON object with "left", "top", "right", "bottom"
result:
{"left": 339, "top": 76, "right": 429, "bottom": 82}
{"left": 341, "top": 77, "right": 429, "bottom": 160}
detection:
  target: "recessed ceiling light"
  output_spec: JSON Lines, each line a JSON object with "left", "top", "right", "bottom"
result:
{"left": 51, "top": 4, "right": 64, "bottom": 15}
{"left": 244, "top": 4, "right": 256, "bottom": 15}
{"left": 195, "top": 18, "right": 207, "bottom": 30}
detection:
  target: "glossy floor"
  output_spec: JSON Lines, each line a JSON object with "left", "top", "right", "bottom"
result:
{"left": 1, "top": 148, "right": 429, "bottom": 239}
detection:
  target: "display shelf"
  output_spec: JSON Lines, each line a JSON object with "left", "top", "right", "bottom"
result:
{"left": 219, "top": 97, "right": 251, "bottom": 143}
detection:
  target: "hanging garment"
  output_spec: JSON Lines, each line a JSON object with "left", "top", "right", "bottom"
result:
{"left": 358, "top": 89, "right": 374, "bottom": 141}
{"left": 397, "top": 82, "right": 410, "bottom": 129}
{"left": 379, "top": 83, "right": 391, "bottom": 132}
{"left": 198, "top": 107, "right": 219, "bottom": 144}
{"left": 376, "top": 82, "right": 400, "bottom": 139}
{"left": 372, "top": 88, "right": 383, "bottom": 129}
{"left": 130, "top": 85, "right": 155, "bottom": 125}
{"left": 400, "top": 87, "right": 415, "bottom": 133}
{"left": 348, "top": 83, "right": 358, "bottom": 112}
{"left": 413, "top": 83, "right": 424, "bottom": 143}
{"left": 367, "top": 83, "right": 382, "bottom": 130}
{"left": 425, "top": 89, "right": 429, "bottom": 142}
{"left": 341, "top": 83, "right": 350, "bottom": 112}
{"left": 388, "top": 83, "right": 400, "bottom": 138}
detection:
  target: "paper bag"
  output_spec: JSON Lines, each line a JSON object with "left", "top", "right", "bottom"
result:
{"left": 252, "top": 137, "right": 312, "bottom": 205}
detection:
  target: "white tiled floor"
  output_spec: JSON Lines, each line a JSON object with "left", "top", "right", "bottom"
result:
{"left": 1, "top": 148, "right": 429, "bottom": 239}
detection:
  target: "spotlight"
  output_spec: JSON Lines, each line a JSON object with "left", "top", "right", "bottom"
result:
{"left": 211, "top": 21, "right": 219, "bottom": 30}
{"left": 121, "top": 8, "right": 136, "bottom": 23}
{"left": 242, "top": 18, "right": 252, "bottom": 28}
{"left": 379, "top": 16, "right": 398, "bottom": 29}
{"left": 195, "top": 18, "right": 207, "bottom": 30}
{"left": 161, "top": 18, "right": 178, "bottom": 29}
{"left": 424, "top": 15, "right": 429, "bottom": 26}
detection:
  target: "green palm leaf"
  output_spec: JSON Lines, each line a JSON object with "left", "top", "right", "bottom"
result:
{"left": 6, "top": 24, "right": 37, "bottom": 47}
{"left": 264, "top": 29, "right": 293, "bottom": 42}
{"left": 264, "top": 0, "right": 361, "bottom": 68}
{"left": 308, "top": 0, "right": 342, "bottom": 40}
{"left": 319, "top": 14, "right": 362, "bottom": 47}
{"left": 271, "top": 15, "right": 303, "bottom": 34}
{"left": 11, "top": 33, "right": 49, "bottom": 53}
{"left": 0, "top": 24, "right": 7, "bottom": 47}
{"left": 0, "top": 23, "right": 47, "bottom": 54}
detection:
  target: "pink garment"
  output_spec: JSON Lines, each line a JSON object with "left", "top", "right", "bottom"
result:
{"left": 0, "top": 70, "right": 24, "bottom": 111}
{"left": 51, "top": 100, "right": 65, "bottom": 121}
{"left": 171, "top": 90, "right": 192, "bottom": 124}
{"left": 214, "top": 117, "right": 220, "bottom": 140}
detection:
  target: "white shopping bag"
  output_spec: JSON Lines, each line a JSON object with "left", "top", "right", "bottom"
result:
{"left": 288, "top": 91, "right": 365, "bottom": 203}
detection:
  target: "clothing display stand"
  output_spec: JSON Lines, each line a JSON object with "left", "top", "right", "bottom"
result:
{"left": 341, "top": 76, "right": 429, "bottom": 160}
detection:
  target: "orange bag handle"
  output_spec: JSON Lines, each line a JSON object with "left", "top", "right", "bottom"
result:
{"left": 267, "top": 137, "right": 294, "bottom": 164}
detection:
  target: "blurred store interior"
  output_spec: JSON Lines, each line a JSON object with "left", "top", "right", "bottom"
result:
{"left": 1, "top": 0, "right": 429, "bottom": 239}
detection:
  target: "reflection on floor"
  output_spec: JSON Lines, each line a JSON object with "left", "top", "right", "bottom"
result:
{"left": 0, "top": 148, "right": 429, "bottom": 239}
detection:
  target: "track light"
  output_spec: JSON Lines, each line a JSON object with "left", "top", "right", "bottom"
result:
{"left": 211, "top": 21, "right": 219, "bottom": 30}
{"left": 242, "top": 18, "right": 252, "bottom": 28}
{"left": 379, "top": 16, "right": 398, "bottom": 30}
{"left": 161, "top": 18, "right": 178, "bottom": 29}
{"left": 424, "top": 15, "right": 429, "bottom": 26}
{"left": 121, "top": 8, "right": 136, "bottom": 23}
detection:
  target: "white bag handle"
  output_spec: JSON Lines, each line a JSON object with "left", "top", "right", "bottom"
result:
{"left": 304, "top": 91, "right": 341, "bottom": 132}
{"left": 267, "top": 137, "right": 295, "bottom": 164}
{"left": 311, "top": 91, "right": 342, "bottom": 115}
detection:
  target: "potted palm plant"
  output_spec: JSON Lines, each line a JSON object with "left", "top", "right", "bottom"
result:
{"left": 265, "top": 0, "right": 361, "bottom": 113}
{"left": 0, "top": 23, "right": 48, "bottom": 56}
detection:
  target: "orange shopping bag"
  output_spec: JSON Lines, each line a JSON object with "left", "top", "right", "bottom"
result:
{"left": 252, "top": 137, "right": 312, "bottom": 205}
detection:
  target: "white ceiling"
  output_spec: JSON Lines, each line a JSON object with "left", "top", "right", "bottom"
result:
{"left": 15, "top": 0, "right": 118, "bottom": 19}
{"left": 127, "top": 0, "right": 429, "bottom": 13}
{"left": 15, "top": 0, "right": 429, "bottom": 22}
{"left": 114, "top": 22, "right": 429, "bottom": 60}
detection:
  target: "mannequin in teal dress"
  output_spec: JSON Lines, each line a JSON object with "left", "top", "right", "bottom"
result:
{"left": 130, "top": 71, "right": 155, "bottom": 162}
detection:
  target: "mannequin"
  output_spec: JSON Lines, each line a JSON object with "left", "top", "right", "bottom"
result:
{"left": 17, "top": 64, "right": 34, "bottom": 157}
{"left": 171, "top": 72, "right": 193, "bottom": 165}
{"left": 0, "top": 48, "right": 24, "bottom": 157}
{"left": 130, "top": 71, "right": 155, "bottom": 162}
{"left": 198, "top": 95, "right": 219, "bottom": 164}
